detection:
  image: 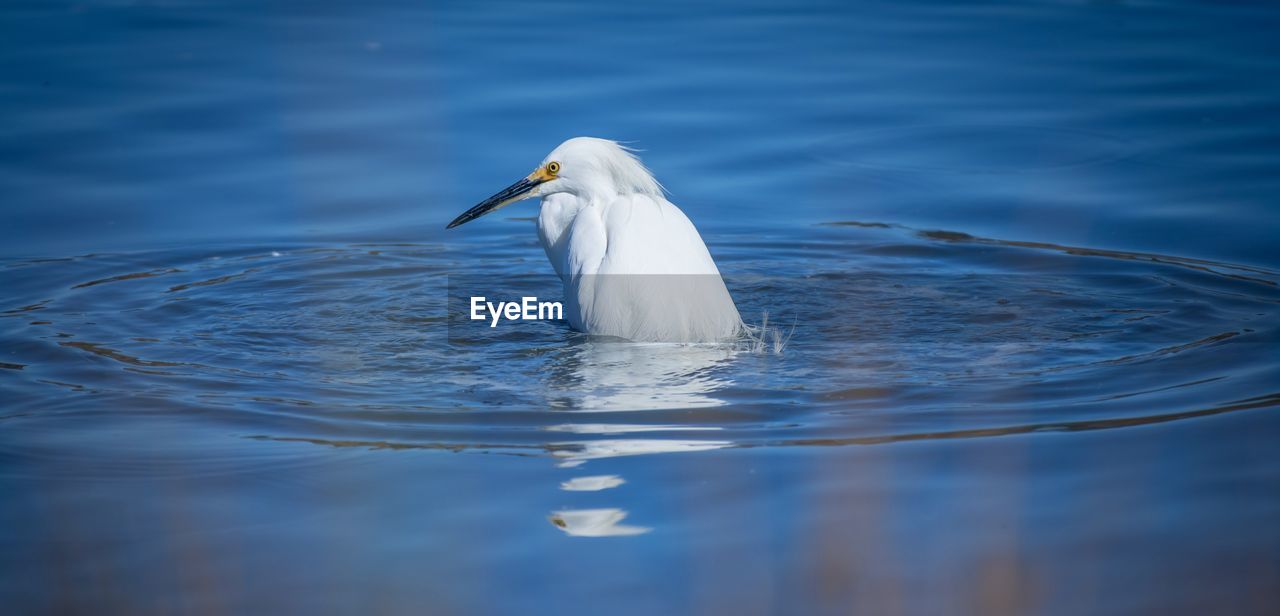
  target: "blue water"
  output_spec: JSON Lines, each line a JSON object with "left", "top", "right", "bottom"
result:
{"left": 2, "top": 1, "right": 1279, "bottom": 613}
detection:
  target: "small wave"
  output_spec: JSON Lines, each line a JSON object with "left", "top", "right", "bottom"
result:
{"left": 71, "top": 267, "right": 183, "bottom": 290}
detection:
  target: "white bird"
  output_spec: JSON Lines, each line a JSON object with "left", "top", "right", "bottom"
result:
{"left": 447, "top": 137, "right": 742, "bottom": 342}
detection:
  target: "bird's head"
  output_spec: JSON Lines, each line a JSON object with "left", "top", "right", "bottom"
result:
{"left": 447, "top": 137, "right": 663, "bottom": 229}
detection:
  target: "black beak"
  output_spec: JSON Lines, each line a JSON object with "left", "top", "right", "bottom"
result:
{"left": 447, "top": 176, "right": 544, "bottom": 229}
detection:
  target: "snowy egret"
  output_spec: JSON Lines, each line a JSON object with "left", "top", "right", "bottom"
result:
{"left": 447, "top": 137, "right": 742, "bottom": 342}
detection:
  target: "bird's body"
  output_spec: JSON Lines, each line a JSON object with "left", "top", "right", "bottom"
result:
{"left": 448, "top": 137, "right": 742, "bottom": 342}
{"left": 538, "top": 189, "right": 741, "bottom": 342}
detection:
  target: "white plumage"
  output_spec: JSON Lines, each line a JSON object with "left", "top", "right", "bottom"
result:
{"left": 448, "top": 137, "right": 742, "bottom": 342}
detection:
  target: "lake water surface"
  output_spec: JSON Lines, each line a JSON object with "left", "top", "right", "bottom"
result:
{"left": 2, "top": 1, "right": 1279, "bottom": 613}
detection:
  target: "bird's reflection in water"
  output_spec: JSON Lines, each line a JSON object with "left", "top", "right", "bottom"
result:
{"left": 543, "top": 339, "right": 738, "bottom": 536}
{"left": 559, "top": 475, "right": 625, "bottom": 491}
{"left": 551, "top": 438, "right": 732, "bottom": 467}
{"left": 545, "top": 423, "right": 722, "bottom": 435}
{"left": 544, "top": 339, "right": 738, "bottom": 412}
{"left": 548, "top": 509, "right": 651, "bottom": 537}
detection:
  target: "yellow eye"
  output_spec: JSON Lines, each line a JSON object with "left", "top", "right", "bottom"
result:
{"left": 547, "top": 161, "right": 560, "bottom": 175}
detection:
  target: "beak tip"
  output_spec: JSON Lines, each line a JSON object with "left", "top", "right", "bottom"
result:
{"left": 448, "top": 175, "right": 541, "bottom": 231}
